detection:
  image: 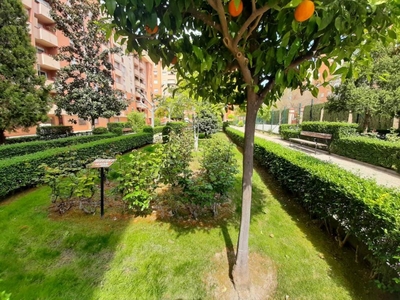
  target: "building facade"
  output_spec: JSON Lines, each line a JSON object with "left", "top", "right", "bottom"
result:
{"left": 7, "top": 0, "right": 154, "bottom": 137}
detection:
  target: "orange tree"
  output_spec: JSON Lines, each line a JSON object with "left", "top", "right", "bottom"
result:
{"left": 103, "top": 0, "right": 399, "bottom": 291}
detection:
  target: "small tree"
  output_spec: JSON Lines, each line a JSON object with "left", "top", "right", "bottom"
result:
{"left": 50, "top": 0, "right": 127, "bottom": 129}
{"left": 0, "top": 0, "right": 50, "bottom": 144}
{"left": 127, "top": 111, "right": 146, "bottom": 132}
{"left": 196, "top": 109, "right": 219, "bottom": 138}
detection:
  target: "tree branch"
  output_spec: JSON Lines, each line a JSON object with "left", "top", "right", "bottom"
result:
{"left": 187, "top": 7, "right": 222, "bottom": 33}
{"left": 208, "top": 0, "right": 234, "bottom": 51}
{"left": 252, "top": 0, "right": 256, "bottom": 13}
{"left": 233, "top": 5, "right": 270, "bottom": 48}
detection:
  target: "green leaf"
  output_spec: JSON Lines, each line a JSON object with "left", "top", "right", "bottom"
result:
{"left": 192, "top": 46, "right": 204, "bottom": 61}
{"left": 283, "top": 0, "right": 303, "bottom": 8}
{"left": 281, "top": 32, "right": 290, "bottom": 48}
{"left": 105, "top": 0, "right": 117, "bottom": 16}
{"left": 388, "top": 29, "right": 397, "bottom": 40}
{"left": 143, "top": 0, "right": 154, "bottom": 13}
{"left": 234, "top": 0, "right": 241, "bottom": 9}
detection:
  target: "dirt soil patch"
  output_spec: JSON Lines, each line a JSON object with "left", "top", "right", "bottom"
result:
{"left": 206, "top": 250, "right": 278, "bottom": 300}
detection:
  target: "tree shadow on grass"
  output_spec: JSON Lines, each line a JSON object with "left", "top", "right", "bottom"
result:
{"left": 252, "top": 161, "right": 399, "bottom": 300}
{"left": 0, "top": 186, "right": 133, "bottom": 300}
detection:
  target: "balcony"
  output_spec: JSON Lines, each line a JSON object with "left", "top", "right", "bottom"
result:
{"left": 35, "top": 0, "right": 54, "bottom": 24}
{"left": 114, "top": 68, "right": 122, "bottom": 77}
{"left": 37, "top": 53, "right": 60, "bottom": 70}
{"left": 140, "top": 82, "right": 146, "bottom": 89}
{"left": 34, "top": 27, "right": 58, "bottom": 47}
{"left": 114, "top": 54, "right": 121, "bottom": 63}
{"left": 136, "top": 101, "right": 147, "bottom": 109}
{"left": 134, "top": 57, "right": 140, "bottom": 66}
{"left": 22, "top": 0, "right": 32, "bottom": 9}
{"left": 27, "top": 23, "right": 32, "bottom": 35}
{"left": 115, "top": 82, "right": 124, "bottom": 91}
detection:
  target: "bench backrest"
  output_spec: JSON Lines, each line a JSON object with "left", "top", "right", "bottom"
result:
{"left": 300, "top": 131, "right": 332, "bottom": 140}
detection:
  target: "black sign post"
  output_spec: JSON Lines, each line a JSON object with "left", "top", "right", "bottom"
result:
{"left": 90, "top": 159, "right": 116, "bottom": 218}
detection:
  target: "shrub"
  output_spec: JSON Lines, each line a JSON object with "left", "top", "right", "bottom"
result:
{"left": 4, "top": 136, "right": 40, "bottom": 144}
{"left": 195, "top": 109, "right": 219, "bottom": 138}
{"left": 222, "top": 121, "right": 230, "bottom": 130}
{"left": 36, "top": 125, "right": 74, "bottom": 139}
{"left": 281, "top": 129, "right": 301, "bottom": 140}
{"left": 127, "top": 111, "right": 146, "bottom": 132}
{"left": 331, "top": 137, "right": 400, "bottom": 172}
{"left": 0, "top": 132, "right": 153, "bottom": 198}
{"left": 107, "top": 122, "right": 129, "bottom": 134}
{"left": 114, "top": 149, "right": 161, "bottom": 211}
{"left": 92, "top": 127, "right": 108, "bottom": 135}
{"left": 159, "top": 131, "right": 193, "bottom": 187}
{"left": 0, "top": 133, "right": 115, "bottom": 160}
{"left": 200, "top": 137, "right": 238, "bottom": 196}
{"left": 162, "top": 122, "right": 187, "bottom": 143}
{"left": 153, "top": 126, "right": 164, "bottom": 134}
{"left": 225, "top": 127, "right": 400, "bottom": 291}
{"left": 142, "top": 126, "right": 154, "bottom": 134}
{"left": 301, "top": 121, "right": 358, "bottom": 140}
{"left": 237, "top": 120, "right": 244, "bottom": 127}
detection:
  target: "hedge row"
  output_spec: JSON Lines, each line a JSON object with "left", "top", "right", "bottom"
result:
{"left": 0, "top": 133, "right": 116, "bottom": 160}
{"left": 142, "top": 126, "right": 165, "bottom": 135}
{"left": 331, "top": 137, "right": 400, "bottom": 172}
{"left": 301, "top": 121, "right": 358, "bottom": 140}
{"left": 225, "top": 127, "right": 400, "bottom": 291}
{"left": 0, "top": 132, "right": 153, "bottom": 198}
{"left": 36, "top": 125, "right": 73, "bottom": 139}
{"left": 5, "top": 136, "right": 40, "bottom": 144}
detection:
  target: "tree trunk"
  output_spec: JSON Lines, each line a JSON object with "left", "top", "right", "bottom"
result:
{"left": 362, "top": 109, "right": 371, "bottom": 133}
{"left": 91, "top": 118, "right": 95, "bottom": 130}
{"left": 233, "top": 92, "right": 262, "bottom": 292}
{"left": 0, "top": 129, "right": 6, "bottom": 145}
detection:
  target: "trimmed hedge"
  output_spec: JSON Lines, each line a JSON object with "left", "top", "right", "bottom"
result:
{"left": 331, "top": 137, "right": 400, "bottom": 172}
{"left": 279, "top": 124, "right": 301, "bottom": 140}
{"left": 107, "top": 122, "right": 130, "bottom": 134}
{"left": 301, "top": 121, "right": 358, "bottom": 140}
{"left": 5, "top": 136, "right": 40, "bottom": 144}
{"left": 36, "top": 125, "right": 74, "bottom": 139}
{"left": 0, "top": 132, "right": 153, "bottom": 198}
{"left": 0, "top": 133, "right": 116, "bottom": 160}
{"left": 142, "top": 126, "right": 154, "bottom": 134}
{"left": 153, "top": 126, "right": 164, "bottom": 134}
{"left": 162, "top": 122, "right": 187, "bottom": 143}
{"left": 225, "top": 127, "right": 400, "bottom": 291}
{"left": 303, "top": 103, "right": 325, "bottom": 122}
{"left": 92, "top": 127, "right": 108, "bottom": 135}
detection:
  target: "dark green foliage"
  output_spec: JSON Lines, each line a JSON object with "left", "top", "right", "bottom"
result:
{"left": 279, "top": 124, "right": 301, "bottom": 140}
{"left": 200, "top": 138, "right": 238, "bottom": 196}
{"left": 92, "top": 127, "right": 108, "bottom": 135}
{"left": 226, "top": 127, "right": 400, "bottom": 292}
{"left": 0, "top": 0, "right": 51, "bottom": 144}
{"left": 222, "top": 121, "right": 230, "bottom": 130}
{"left": 107, "top": 122, "right": 129, "bottom": 135}
{"left": 153, "top": 126, "right": 164, "bottom": 134}
{"left": 4, "top": 136, "right": 40, "bottom": 144}
{"left": 354, "top": 113, "right": 394, "bottom": 131}
{"left": 114, "top": 149, "right": 161, "bottom": 211}
{"left": 301, "top": 122, "right": 358, "bottom": 140}
{"left": 0, "top": 132, "right": 152, "bottom": 198}
{"left": 162, "top": 122, "right": 186, "bottom": 143}
{"left": 159, "top": 131, "right": 193, "bottom": 187}
{"left": 36, "top": 126, "right": 74, "bottom": 139}
{"left": 331, "top": 137, "right": 400, "bottom": 172}
{"left": 323, "top": 108, "right": 349, "bottom": 122}
{"left": 302, "top": 103, "right": 325, "bottom": 122}
{"left": 196, "top": 109, "right": 219, "bottom": 138}
{"left": 0, "top": 133, "right": 115, "bottom": 160}
{"left": 142, "top": 126, "right": 154, "bottom": 134}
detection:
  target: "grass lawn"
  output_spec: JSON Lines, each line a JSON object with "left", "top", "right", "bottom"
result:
{"left": 0, "top": 135, "right": 391, "bottom": 299}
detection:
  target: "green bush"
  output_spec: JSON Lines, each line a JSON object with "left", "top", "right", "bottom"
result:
{"left": 323, "top": 108, "right": 349, "bottom": 122}
{"left": 222, "top": 121, "right": 230, "bottom": 130}
{"left": 142, "top": 126, "right": 154, "bottom": 134}
{"left": 92, "top": 127, "right": 108, "bottom": 135}
{"left": 0, "top": 132, "right": 153, "bottom": 198}
{"left": 153, "top": 126, "right": 164, "bottom": 134}
{"left": 303, "top": 103, "right": 325, "bottom": 122}
{"left": 162, "top": 122, "right": 187, "bottom": 143}
{"left": 331, "top": 137, "right": 400, "bottom": 172}
{"left": 301, "top": 121, "right": 358, "bottom": 140}
{"left": 0, "top": 133, "right": 115, "bottom": 160}
{"left": 107, "top": 122, "right": 129, "bottom": 134}
{"left": 281, "top": 129, "right": 301, "bottom": 140}
{"left": 5, "top": 136, "right": 40, "bottom": 144}
{"left": 36, "top": 125, "right": 74, "bottom": 139}
{"left": 237, "top": 120, "right": 244, "bottom": 127}
{"left": 225, "top": 127, "right": 400, "bottom": 291}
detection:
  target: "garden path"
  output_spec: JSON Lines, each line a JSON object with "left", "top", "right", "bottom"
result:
{"left": 231, "top": 126, "right": 400, "bottom": 189}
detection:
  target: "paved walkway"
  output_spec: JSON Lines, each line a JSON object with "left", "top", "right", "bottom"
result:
{"left": 231, "top": 127, "right": 400, "bottom": 189}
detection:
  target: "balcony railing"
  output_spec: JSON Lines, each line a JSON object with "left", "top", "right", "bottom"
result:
{"left": 35, "top": 0, "right": 54, "bottom": 24}
{"left": 114, "top": 68, "right": 122, "bottom": 77}
{"left": 34, "top": 27, "right": 58, "bottom": 47}
{"left": 136, "top": 101, "right": 147, "bottom": 109}
{"left": 115, "top": 82, "right": 124, "bottom": 91}
{"left": 37, "top": 53, "right": 60, "bottom": 70}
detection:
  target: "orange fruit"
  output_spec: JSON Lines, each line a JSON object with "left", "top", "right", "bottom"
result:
{"left": 171, "top": 56, "right": 177, "bottom": 65}
{"left": 145, "top": 25, "right": 159, "bottom": 35}
{"left": 294, "top": 0, "right": 315, "bottom": 22}
{"left": 228, "top": 0, "right": 243, "bottom": 17}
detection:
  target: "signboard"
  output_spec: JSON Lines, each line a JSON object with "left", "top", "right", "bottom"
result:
{"left": 90, "top": 159, "right": 116, "bottom": 169}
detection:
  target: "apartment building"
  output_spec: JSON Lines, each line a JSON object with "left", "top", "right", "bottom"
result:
{"left": 7, "top": 0, "right": 154, "bottom": 137}
{"left": 152, "top": 61, "right": 177, "bottom": 97}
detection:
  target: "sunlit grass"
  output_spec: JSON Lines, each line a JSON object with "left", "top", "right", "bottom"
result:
{"left": 0, "top": 134, "right": 392, "bottom": 299}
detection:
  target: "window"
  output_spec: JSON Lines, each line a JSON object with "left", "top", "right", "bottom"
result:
{"left": 36, "top": 47, "right": 45, "bottom": 54}
{"left": 78, "top": 118, "right": 86, "bottom": 125}
{"left": 38, "top": 70, "right": 47, "bottom": 78}
{"left": 154, "top": 80, "right": 158, "bottom": 84}
{"left": 154, "top": 89, "right": 159, "bottom": 93}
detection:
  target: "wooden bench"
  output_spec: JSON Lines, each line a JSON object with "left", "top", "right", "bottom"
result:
{"left": 122, "top": 128, "right": 133, "bottom": 133}
{"left": 289, "top": 131, "right": 332, "bottom": 154}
